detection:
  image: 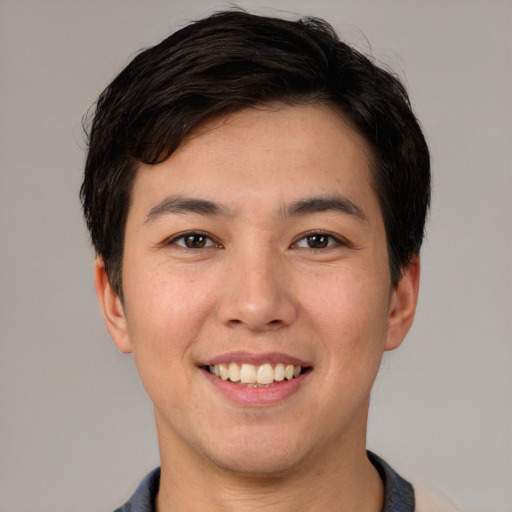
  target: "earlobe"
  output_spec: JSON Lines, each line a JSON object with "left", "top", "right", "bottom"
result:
{"left": 384, "top": 257, "right": 421, "bottom": 352}
{"left": 94, "top": 257, "right": 132, "bottom": 354}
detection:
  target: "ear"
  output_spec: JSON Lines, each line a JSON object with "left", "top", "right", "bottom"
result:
{"left": 94, "top": 257, "right": 132, "bottom": 354}
{"left": 384, "top": 257, "right": 421, "bottom": 352}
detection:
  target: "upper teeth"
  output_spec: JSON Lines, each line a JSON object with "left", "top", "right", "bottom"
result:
{"left": 208, "top": 363, "right": 302, "bottom": 384}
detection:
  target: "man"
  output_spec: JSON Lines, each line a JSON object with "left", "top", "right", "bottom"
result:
{"left": 81, "top": 10, "right": 439, "bottom": 512}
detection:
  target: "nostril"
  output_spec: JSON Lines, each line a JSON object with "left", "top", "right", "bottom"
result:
{"left": 226, "top": 318, "right": 284, "bottom": 331}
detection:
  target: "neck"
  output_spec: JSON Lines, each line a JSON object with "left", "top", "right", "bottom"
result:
{"left": 155, "top": 427, "right": 383, "bottom": 512}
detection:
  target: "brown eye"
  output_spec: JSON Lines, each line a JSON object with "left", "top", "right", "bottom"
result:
{"left": 183, "top": 234, "right": 208, "bottom": 248}
{"left": 169, "top": 232, "right": 218, "bottom": 249}
{"left": 294, "top": 232, "right": 343, "bottom": 250}
{"left": 306, "top": 234, "right": 329, "bottom": 248}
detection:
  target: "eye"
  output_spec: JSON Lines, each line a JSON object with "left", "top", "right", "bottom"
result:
{"left": 167, "top": 232, "right": 219, "bottom": 249}
{"left": 294, "top": 232, "right": 343, "bottom": 249}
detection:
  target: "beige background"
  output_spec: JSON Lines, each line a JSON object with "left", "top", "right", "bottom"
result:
{"left": 1, "top": 1, "right": 511, "bottom": 511}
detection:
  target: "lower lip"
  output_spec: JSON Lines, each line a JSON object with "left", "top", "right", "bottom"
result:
{"left": 202, "top": 369, "right": 310, "bottom": 406}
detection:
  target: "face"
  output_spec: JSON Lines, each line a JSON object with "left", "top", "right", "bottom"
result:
{"left": 96, "top": 104, "right": 419, "bottom": 477}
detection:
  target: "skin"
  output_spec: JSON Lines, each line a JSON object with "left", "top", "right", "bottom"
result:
{"left": 95, "top": 104, "right": 420, "bottom": 512}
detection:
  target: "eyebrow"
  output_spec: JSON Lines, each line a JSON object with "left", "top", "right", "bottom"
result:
{"left": 284, "top": 195, "right": 367, "bottom": 222}
{"left": 144, "top": 195, "right": 230, "bottom": 223}
{"left": 144, "top": 194, "right": 367, "bottom": 224}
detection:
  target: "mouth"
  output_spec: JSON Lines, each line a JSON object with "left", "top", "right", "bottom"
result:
{"left": 204, "top": 362, "right": 310, "bottom": 387}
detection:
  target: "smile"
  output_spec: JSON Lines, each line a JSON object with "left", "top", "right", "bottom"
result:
{"left": 207, "top": 362, "right": 306, "bottom": 386}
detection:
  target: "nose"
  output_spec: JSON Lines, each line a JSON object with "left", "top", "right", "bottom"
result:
{"left": 216, "top": 248, "right": 298, "bottom": 332}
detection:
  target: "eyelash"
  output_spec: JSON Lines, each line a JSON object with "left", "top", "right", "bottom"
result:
{"left": 293, "top": 231, "right": 349, "bottom": 250}
{"left": 163, "top": 231, "right": 221, "bottom": 249}
{"left": 163, "top": 230, "right": 348, "bottom": 251}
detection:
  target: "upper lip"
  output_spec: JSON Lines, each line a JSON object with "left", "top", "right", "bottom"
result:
{"left": 200, "top": 351, "right": 311, "bottom": 367}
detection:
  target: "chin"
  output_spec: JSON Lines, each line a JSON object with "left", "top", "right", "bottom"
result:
{"left": 208, "top": 449, "right": 306, "bottom": 478}
{"left": 201, "top": 426, "right": 313, "bottom": 478}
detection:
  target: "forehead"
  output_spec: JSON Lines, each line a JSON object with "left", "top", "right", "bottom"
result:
{"left": 129, "top": 104, "right": 378, "bottom": 219}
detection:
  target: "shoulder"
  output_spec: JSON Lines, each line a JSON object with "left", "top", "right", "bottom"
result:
{"left": 368, "top": 451, "right": 468, "bottom": 512}
{"left": 113, "top": 467, "right": 160, "bottom": 512}
{"left": 414, "top": 485, "right": 467, "bottom": 512}
{"left": 368, "top": 451, "right": 415, "bottom": 511}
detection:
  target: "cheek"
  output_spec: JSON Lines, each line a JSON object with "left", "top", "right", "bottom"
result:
{"left": 122, "top": 280, "right": 209, "bottom": 411}
{"left": 303, "top": 269, "right": 391, "bottom": 368}
{"left": 126, "top": 258, "right": 214, "bottom": 323}
{"left": 308, "top": 267, "right": 389, "bottom": 327}
{"left": 122, "top": 265, "right": 217, "bottom": 372}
